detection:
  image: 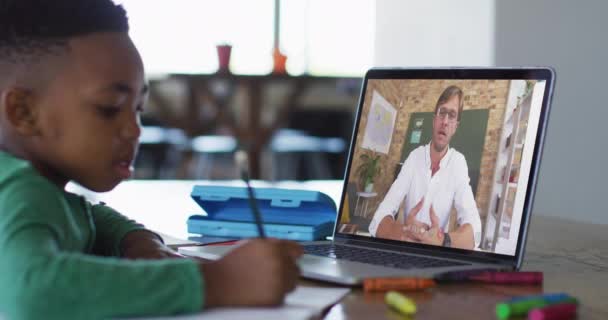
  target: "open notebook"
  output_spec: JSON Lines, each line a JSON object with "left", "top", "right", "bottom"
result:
{"left": 123, "top": 286, "right": 350, "bottom": 320}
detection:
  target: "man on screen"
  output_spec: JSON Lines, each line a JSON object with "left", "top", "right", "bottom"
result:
{"left": 368, "top": 85, "right": 482, "bottom": 249}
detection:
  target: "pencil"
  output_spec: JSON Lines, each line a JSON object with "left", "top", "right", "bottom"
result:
{"left": 236, "top": 150, "right": 266, "bottom": 238}
{"left": 243, "top": 176, "right": 266, "bottom": 238}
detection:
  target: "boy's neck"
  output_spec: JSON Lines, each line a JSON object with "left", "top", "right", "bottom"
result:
{"left": 0, "top": 141, "right": 69, "bottom": 190}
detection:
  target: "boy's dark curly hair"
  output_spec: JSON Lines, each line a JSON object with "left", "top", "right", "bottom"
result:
{"left": 0, "top": 0, "right": 129, "bottom": 64}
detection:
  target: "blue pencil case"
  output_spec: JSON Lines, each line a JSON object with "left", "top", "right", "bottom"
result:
{"left": 187, "top": 216, "right": 335, "bottom": 241}
{"left": 187, "top": 185, "right": 337, "bottom": 240}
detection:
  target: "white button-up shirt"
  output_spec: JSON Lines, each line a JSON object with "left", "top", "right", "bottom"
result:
{"left": 368, "top": 144, "right": 482, "bottom": 247}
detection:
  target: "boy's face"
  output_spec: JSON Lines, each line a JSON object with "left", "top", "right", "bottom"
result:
{"left": 29, "top": 33, "right": 147, "bottom": 192}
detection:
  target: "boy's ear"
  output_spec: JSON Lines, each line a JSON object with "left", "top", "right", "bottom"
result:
{"left": 2, "top": 87, "right": 41, "bottom": 136}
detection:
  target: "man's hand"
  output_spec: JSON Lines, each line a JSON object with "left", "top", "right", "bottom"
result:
{"left": 403, "top": 198, "right": 430, "bottom": 237}
{"left": 376, "top": 198, "right": 429, "bottom": 241}
{"left": 201, "top": 239, "right": 303, "bottom": 307}
{"left": 376, "top": 216, "right": 409, "bottom": 241}
{"left": 412, "top": 206, "right": 444, "bottom": 246}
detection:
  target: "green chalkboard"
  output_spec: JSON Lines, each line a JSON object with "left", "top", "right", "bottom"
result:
{"left": 400, "top": 109, "right": 489, "bottom": 197}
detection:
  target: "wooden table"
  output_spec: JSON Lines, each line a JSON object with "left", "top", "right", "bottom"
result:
{"left": 319, "top": 215, "right": 608, "bottom": 319}
{"left": 68, "top": 180, "right": 608, "bottom": 319}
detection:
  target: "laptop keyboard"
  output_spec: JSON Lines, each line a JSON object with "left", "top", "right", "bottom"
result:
{"left": 304, "top": 244, "right": 469, "bottom": 270}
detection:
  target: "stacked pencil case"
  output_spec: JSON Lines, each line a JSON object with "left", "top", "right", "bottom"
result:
{"left": 187, "top": 185, "right": 337, "bottom": 241}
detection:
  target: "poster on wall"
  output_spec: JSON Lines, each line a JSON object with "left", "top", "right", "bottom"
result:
{"left": 361, "top": 90, "right": 397, "bottom": 154}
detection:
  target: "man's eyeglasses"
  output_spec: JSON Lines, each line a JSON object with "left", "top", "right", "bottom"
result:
{"left": 436, "top": 107, "right": 458, "bottom": 123}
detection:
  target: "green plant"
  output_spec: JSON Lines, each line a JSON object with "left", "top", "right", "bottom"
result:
{"left": 355, "top": 150, "right": 382, "bottom": 189}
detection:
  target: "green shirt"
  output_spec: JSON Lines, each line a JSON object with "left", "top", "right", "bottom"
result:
{"left": 0, "top": 151, "right": 203, "bottom": 320}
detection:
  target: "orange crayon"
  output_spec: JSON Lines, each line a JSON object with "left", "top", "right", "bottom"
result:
{"left": 363, "top": 277, "right": 436, "bottom": 292}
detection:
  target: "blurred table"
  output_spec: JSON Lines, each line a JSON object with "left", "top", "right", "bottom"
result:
{"left": 68, "top": 180, "right": 608, "bottom": 319}
{"left": 149, "top": 74, "right": 360, "bottom": 178}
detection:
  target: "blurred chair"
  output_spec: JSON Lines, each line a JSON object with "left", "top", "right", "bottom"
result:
{"left": 285, "top": 109, "right": 354, "bottom": 179}
{"left": 269, "top": 129, "right": 346, "bottom": 181}
{"left": 135, "top": 126, "right": 189, "bottom": 179}
{"left": 189, "top": 135, "right": 238, "bottom": 179}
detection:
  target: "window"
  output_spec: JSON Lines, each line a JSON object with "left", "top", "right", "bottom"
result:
{"left": 116, "top": 0, "right": 375, "bottom": 77}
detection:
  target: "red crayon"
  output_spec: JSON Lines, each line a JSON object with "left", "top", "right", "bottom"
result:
{"left": 469, "top": 272, "right": 543, "bottom": 285}
{"left": 528, "top": 303, "right": 577, "bottom": 320}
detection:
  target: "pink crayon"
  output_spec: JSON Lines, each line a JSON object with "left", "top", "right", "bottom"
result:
{"left": 469, "top": 271, "right": 543, "bottom": 285}
{"left": 528, "top": 303, "right": 577, "bottom": 320}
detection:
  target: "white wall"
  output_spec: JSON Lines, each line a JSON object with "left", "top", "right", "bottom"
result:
{"left": 374, "top": 0, "right": 608, "bottom": 224}
{"left": 374, "top": 0, "right": 495, "bottom": 66}
{"left": 495, "top": 0, "right": 608, "bottom": 225}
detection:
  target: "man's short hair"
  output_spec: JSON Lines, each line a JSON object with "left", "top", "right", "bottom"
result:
{"left": 0, "top": 0, "right": 129, "bottom": 66}
{"left": 434, "top": 85, "right": 464, "bottom": 121}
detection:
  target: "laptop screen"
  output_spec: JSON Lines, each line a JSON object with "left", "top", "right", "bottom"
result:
{"left": 336, "top": 68, "right": 553, "bottom": 257}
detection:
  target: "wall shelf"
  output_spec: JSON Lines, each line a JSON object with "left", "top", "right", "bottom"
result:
{"left": 482, "top": 80, "right": 532, "bottom": 251}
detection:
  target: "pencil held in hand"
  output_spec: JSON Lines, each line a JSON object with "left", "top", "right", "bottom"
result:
{"left": 235, "top": 150, "right": 266, "bottom": 238}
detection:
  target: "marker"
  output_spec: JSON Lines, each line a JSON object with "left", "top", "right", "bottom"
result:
{"left": 434, "top": 269, "right": 501, "bottom": 282}
{"left": 496, "top": 295, "right": 578, "bottom": 319}
{"left": 385, "top": 291, "right": 417, "bottom": 315}
{"left": 363, "top": 278, "right": 436, "bottom": 292}
{"left": 528, "top": 303, "right": 578, "bottom": 320}
{"left": 469, "top": 271, "right": 543, "bottom": 285}
{"left": 508, "top": 293, "right": 571, "bottom": 303}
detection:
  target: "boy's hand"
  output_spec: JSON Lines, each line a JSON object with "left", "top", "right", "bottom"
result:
{"left": 201, "top": 238, "right": 303, "bottom": 307}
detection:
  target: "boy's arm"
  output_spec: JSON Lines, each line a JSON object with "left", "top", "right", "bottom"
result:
{"left": 90, "top": 203, "right": 181, "bottom": 259}
{"left": 2, "top": 225, "right": 203, "bottom": 319}
{"left": 120, "top": 229, "right": 185, "bottom": 259}
{"left": 0, "top": 180, "right": 203, "bottom": 319}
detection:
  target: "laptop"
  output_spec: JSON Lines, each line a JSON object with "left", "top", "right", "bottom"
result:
{"left": 180, "top": 67, "right": 555, "bottom": 285}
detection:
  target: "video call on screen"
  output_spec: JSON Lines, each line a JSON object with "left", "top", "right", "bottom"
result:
{"left": 339, "top": 79, "right": 546, "bottom": 256}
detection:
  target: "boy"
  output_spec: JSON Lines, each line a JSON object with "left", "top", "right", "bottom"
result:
{"left": 0, "top": 1, "right": 302, "bottom": 319}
